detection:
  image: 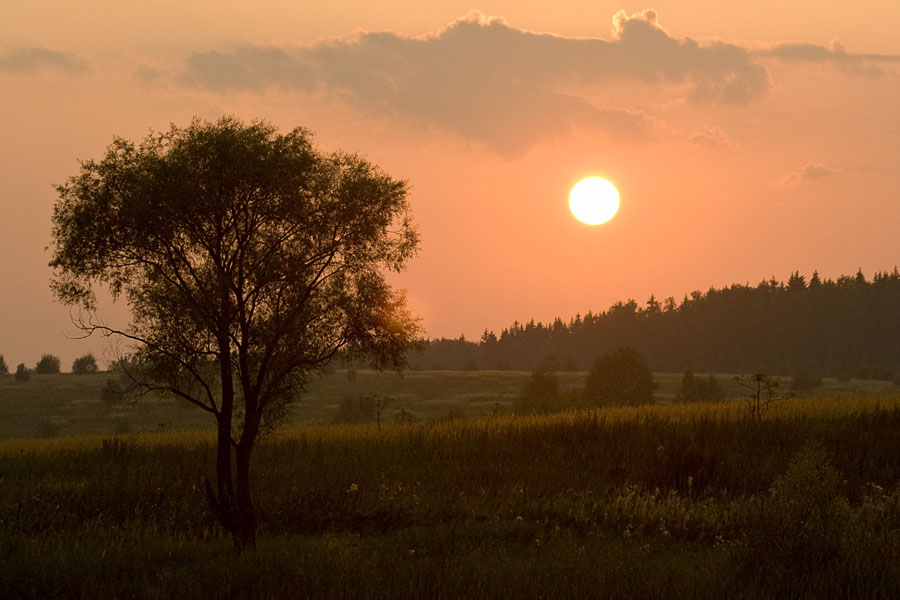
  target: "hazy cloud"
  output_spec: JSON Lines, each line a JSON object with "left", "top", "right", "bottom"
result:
{"left": 782, "top": 161, "right": 844, "bottom": 187}
{"left": 761, "top": 39, "right": 895, "bottom": 77}
{"left": 687, "top": 126, "right": 739, "bottom": 151}
{"left": 178, "top": 46, "right": 316, "bottom": 92}
{"left": 0, "top": 47, "right": 88, "bottom": 76}
{"left": 134, "top": 64, "right": 164, "bottom": 85}
{"left": 175, "top": 10, "right": 769, "bottom": 154}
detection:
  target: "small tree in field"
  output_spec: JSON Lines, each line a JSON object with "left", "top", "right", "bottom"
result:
{"left": 72, "top": 353, "right": 98, "bottom": 374}
{"left": 14, "top": 363, "right": 30, "bottom": 382}
{"left": 49, "top": 117, "right": 420, "bottom": 550}
{"left": 735, "top": 373, "right": 793, "bottom": 422}
{"left": 585, "top": 346, "right": 656, "bottom": 406}
{"left": 35, "top": 354, "right": 61, "bottom": 374}
{"left": 0, "top": 354, "right": 8, "bottom": 375}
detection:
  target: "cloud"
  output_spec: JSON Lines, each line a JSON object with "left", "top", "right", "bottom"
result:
{"left": 178, "top": 46, "right": 316, "bottom": 92}
{"left": 760, "top": 39, "right": 897, "bottom": 77}
{"left": 0, "top": 47, "right": 88, "bottom": 76}
{"left": 782, "top": 161, "right": 844, "bottom": 187}
{"left": 175, "top": 10, "right": 769, "bottom": 154}
{"left": 687, "top": 126, "right": 739, "bottom": 151}
{"left": 133, "top": 64, "right": 164, "bottom": 85}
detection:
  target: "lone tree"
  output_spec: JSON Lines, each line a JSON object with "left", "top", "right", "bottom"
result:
{"left": 585, "top": 346, "right": 656, "bottom": 406}
{"left": 71, "top": 353, "right": 99, "bottom": 374}
{"left": 35, "top": 354, "right": 61, "bottom": 374}
{"left": 49, "top": 117, "right": 420, "bottom": 550}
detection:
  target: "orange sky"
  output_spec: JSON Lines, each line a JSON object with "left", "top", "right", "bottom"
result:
{"left": 2, "top": 2, "right": 899, "bottom": 368}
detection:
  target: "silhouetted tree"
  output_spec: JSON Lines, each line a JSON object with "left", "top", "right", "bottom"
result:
{"left": 735, "top": 374, "right": 793, "bottom": 422}
{"left": 71, "top": 353, "right": 98, "bottom": 374}
{"left": 585, "top": 347, "right": 655, "bottom": 406}
{"left": 677, "top": 371, "right": 725, "bottom": 402}
{"left": 0, "top": 354, "right": 7, "bottom": 375}
{"left": 515, "top": 369, "right": 564, "bottom": 414}
{"left": 35, "top": 354, "right": 61, "bottom": 374}
{"left": 14, "top": 363, "right": 30, "bottom": 382}
{"left": 49, "top": 117, "right": 419, "bottom": 550}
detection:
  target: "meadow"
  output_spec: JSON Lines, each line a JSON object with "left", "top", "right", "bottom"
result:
{"left": 2, "top": 372, "right": 900, "bottom": 598}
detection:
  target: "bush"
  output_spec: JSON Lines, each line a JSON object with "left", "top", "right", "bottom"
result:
{"left": 72, "top": 353, "right": 99, "bottom": 374}
{"left": 514, "top": 369, "right": 573, "bottom": 415}
{"left": 35, "top": 354, "right": 61, "bottom": 374}
{"left": 0, "top": 354, "right": 7, "bottom": 375}
{"left": 585, "top": 347, "right": 656, "bottom": 406}
{"left": 677, "top": 371, "right": 725, "bottom": 402}
{"left": 731, "top": 446, "right": 851, "bottom": 595}
{"left": 14, "top": 363, "right": 30, "bottom": 383}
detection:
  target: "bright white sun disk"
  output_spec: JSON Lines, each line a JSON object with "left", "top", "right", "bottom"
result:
{"left": 569, "top": 177, "right": 619, "bottom": 225}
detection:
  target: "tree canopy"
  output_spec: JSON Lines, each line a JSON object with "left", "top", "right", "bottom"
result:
{"left": 585, "top": 346, "right": 655, "bottom": 406}
{"left": 49, "top": 116, "right": 420, "bottom": 549}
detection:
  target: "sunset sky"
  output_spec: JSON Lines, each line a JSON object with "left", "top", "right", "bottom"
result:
{"left": 2, "top": 1, "right": 899, "bottom": 368}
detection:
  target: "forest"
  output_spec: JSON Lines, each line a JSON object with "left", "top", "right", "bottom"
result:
{"left": 413, "top": 269, "right": 900, "bottom": 378}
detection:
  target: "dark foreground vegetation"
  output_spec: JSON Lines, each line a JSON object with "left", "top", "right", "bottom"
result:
{"left": 3, "top": 395, "right": 900, "bottom": 598}
{"left": 417, "top": 269, "right": 900, "bottom": 378}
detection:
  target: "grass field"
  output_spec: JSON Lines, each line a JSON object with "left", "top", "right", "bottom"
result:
{"left": 1, "top": 369, "right": 896, "bottom": 440}
{"left": 2, "top": 373, "right": 900, "bottom": 598}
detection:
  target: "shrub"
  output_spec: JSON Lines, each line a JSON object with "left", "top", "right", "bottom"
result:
{"left": 731, "top": 446, "right": 851, "bottom": 595}
{"left": 35, "top": 354, "right": 61, "bottom": 374}
{"left": 514, "top": 369, "right": 572, "bottom": 414}
{"left": 14, "top": 363, "right": 30, "bottom": 383}
{"left": 72, "top": 353, "right": 98, "bottom": 374}
{"left": 677, "top": 371, "right": 725, "bottom": 402}
{"left": 585, "top": 347, "right": 656, "bottom": 406}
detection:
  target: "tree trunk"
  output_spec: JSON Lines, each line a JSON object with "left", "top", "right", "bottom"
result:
{"left": 233, "top": 441, "right": 257, "bottom": 550}
{"left": 203, "top": 434, "right": 257, "bottom": 552}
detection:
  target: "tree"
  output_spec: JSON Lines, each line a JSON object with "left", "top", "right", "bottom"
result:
{"left": 735, "top": 373, "right": 793, "bottom": 422}
{"left": 72, "top": 353, "right": 99, "bottom": 374}
{"left": 49, "top": 117, "right": 420, "bottom": 550}
{"left": 0, "top": 354, "right": 8, "bottom": 375}
{"left": 14, "top": 363, "right": 30, "bottom": 383}
{"left": 585, "top": 346, "right": 655, "bottom": 406}
{"left": 35, "top": 354, "right": 61, "bottom": 374}
{"left": 677, "top": 371, "right": 725, "bottom": 403}
{"left": 515, "top": 369, "right": 565, "bottom": 414}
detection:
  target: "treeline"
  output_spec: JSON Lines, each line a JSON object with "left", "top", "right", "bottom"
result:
{"left": 410, "top": 269, "right": 900, "bottom": 378}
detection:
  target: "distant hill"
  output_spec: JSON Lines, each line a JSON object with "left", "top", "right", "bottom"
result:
{"left": 411, "top": 269, "right": 900, "bottom": 379}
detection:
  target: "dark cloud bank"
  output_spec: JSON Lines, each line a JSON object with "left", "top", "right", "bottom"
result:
{"left": 173, "top": 9, "right": 895, "bottom": 154}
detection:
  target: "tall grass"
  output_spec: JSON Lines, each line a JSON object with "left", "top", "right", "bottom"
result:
{"left": 3, "top": 394, "right": 900, "bottom": 598}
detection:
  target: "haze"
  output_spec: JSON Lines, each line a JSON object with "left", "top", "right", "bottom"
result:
{"left": 2, "top": 1, "right": 899, "bottom": 367}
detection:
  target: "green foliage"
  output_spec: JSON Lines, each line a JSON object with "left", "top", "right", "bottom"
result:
{"left": 14, "top": 363, "right": 30, "bottom": 383}
{"left": 676, "top": 371, "right": 725, "bottom": 402}
{"left": 35, "top": 354, "right": 61, "bottom": 374}
{"left": 585, "top": 347, "right": 655, "bottom": 406}
{"left": 514, "top": 369, "right": 577, "bottom": 414}
{"left": 4, "top": 401, "right": 900, "bottom": 597}
{"left": 71, "top": 353, "right": 98, "bottom": 374}
{"left": 0, "top": 354, "right": 7, "bottom": 375}
{"left": 730, "top": 445, "right": 900, "bottom": 596}
{"left": 49, "top": 116, "right": 420, "bottom": 549}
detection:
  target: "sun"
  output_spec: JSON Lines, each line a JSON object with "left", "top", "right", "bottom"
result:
{"left": 569, "top": 177, "right": 619, "bottom": 225}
